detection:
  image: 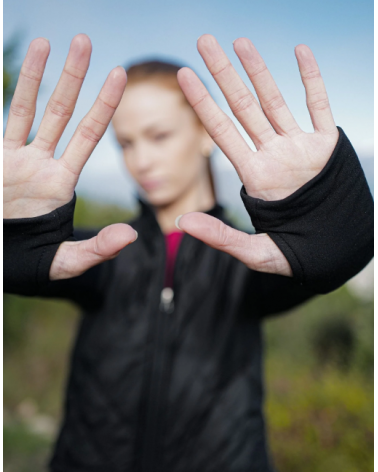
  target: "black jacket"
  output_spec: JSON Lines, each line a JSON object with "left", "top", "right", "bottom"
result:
{"left": 4, "top": 128, "right": 374, "bottom": 472}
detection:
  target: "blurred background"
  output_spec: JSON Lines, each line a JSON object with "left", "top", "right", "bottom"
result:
{"left": 3, "top": 0, "right": 373, "bottom": 471}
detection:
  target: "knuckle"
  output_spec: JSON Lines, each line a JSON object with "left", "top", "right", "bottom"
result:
{"left": 232, "top": 93, "right": 256, "bottom": 115}
{"left": 98, "top": 95, "right": 117, "bottom": 111}
{"left": 30, "top": 135, "right": 54, "bottom": 152}
{"left": 263, "top": 94, "right": 286, "bottom": 113}
{"left": 252, "top": 234, "right": 287, "bottom": 273}
{"left": 302, "top": 69, "right": 321, "bottom": 81}
{"left": 249, "top": 62, "right": 268, "bottom": 79}
{"left": 58, "top": 157, "right": 80, "bottom": 177}
{"left": 3, "top": 137, "right": 21, "bottom": 150}
{"left": 92, "top": 235, "right": 102, "bottom": 257}
{"left": 20, "top": 66, "right": 41, "bottom": 82}
{"left": 78, "top": 121, "right": 102, "bottom": 144}
{"left": 212, "top": 60, "right": 232, "bottom": 78}
{"left": 10, "top": 101, "right": 34, "bottom": 119}
{"left": 89, "top": 114, "right": 107, "bottom": 127}
{"left": 192, "top": 93, "right": 208, "bottom": 110}
{"left": 257, "top": 126, "right": 276, "bottom": 144}
{"left": 217, "top": 223, "right": 232, "bottom": 248}
{"left": 48, "top": 99, "right": 73, "bottom": 118}
{"left": 63, "top": 66, "right": 85, "bottom": 81}
{"left": 307, "top": 95, "right": 330, "bottom": 111}
{"left": 209, "top": 114, "right": 231, "bottom": 140}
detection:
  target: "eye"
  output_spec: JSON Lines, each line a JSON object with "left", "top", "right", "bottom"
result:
{"left": 119, "top": 140, "right": 132, "bottom": 150}
{"left": 153, "top": 132, "right": 171, "bottom": 142}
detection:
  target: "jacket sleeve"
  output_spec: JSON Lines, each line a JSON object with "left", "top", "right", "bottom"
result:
{"left": 241, "top": 126, "right": 374, "bottom": 316}
{"left": 3, "top": 193, "right": 114, "bottom": 310}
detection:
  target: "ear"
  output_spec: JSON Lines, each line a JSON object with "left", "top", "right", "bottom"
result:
{"left": 200, "top": 127, "right": 216, "bottom": 157}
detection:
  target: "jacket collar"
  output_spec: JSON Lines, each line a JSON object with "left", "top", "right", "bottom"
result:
{"left": 133, "top": 196, "right": 228, "bottom": 260}
{"left": 137, "top": 197, "right": 226, "bottom": 231}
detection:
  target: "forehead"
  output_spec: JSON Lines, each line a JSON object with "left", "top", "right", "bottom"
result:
{"left": 113, "top": 82, "right": 192, "bottom": 130}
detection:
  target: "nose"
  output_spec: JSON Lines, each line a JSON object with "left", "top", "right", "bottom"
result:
{"left": 132, "top": 142, "right": 155, "bottom": 173}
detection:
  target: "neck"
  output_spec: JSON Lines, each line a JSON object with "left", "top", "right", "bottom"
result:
{"left": 155, "top": 174, "right": 215, "bottom": 234}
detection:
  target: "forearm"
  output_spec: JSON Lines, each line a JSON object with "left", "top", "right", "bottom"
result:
{"left": 3, "top": 193, "right": 114, "bottom": 309}
{"left": 4, "top": 195, "right": 77, "bottom": 296}
{"left": 241, "top": 127, "right": 374, "bottom": 294}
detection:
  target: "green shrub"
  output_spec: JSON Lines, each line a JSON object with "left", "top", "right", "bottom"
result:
{"left": 4, "top": 198, "right": 373, "bottom": 471}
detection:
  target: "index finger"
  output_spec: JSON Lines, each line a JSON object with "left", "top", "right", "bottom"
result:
{"left": 177, "top": 67, "right": 252, "bottom": 179}
{"left": 59, "top": 66, "right": 127, "bottom": 175}
{"left": 295, "top": 44, "right": 336, "bottom": 134}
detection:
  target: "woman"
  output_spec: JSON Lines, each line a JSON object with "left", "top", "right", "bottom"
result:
{"left": 4, "top": 34, "right": 373, "bottom": 472}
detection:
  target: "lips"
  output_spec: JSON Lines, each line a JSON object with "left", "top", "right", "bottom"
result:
{"left": 139, "top": 179, "right": 165, "bottom": 191}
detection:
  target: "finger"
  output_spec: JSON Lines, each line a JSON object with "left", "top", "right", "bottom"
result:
{"left": 177, "top": 67, "right": 252, "bottom": 178}
{"left": 177, "top": 212, "right": 292, "bottom": 276}
{"left": 295, "top": 44, "right": 336, "bottom": 134}
{"left": 50, "top": 223, "right": 137, "bottom": 280}
{"left": 33, "top": 34, "right": 92, "bottom": 152}
{"left": 59, "top": 66, "right": 127, "bottom": 175}
{"left": 233, "top": 38, "right": 301, "bottom": 138}
{"left": 4, "top": 38, "right": 50, "bottom": 147}
{"left": 197, "top": 34, "right": 275, "bottom": 149}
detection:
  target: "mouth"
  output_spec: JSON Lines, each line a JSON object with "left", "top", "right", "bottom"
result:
{"left": 139, "top": 178, "right": 165, "bottom": 191}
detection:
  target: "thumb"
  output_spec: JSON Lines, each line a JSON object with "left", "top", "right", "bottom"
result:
{"left": 50, "top": 223, "right": 138, "bottom": 280}
{"left": 177, "top": 212, "right": 292, "bottom": 276}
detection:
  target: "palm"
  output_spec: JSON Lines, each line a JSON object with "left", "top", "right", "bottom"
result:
{"left": 177, "top": 35, "right": 339, "bottom": 276}
{"left": 4, "top": 147, "right": 77, "bottom": 217}
{"left": 244, "top": 131, "right": 337, "bottom": 201}
{"left": 3, "top": 35, "right": 137, "bottom": 279}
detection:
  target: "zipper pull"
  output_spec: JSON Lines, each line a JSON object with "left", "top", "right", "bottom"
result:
{"left": 160, "top": 287, "right": 174, "bottom": 313}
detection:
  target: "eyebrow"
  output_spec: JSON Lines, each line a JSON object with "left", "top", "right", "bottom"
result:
{"left": 117, "top": 122, "right": 173, "bottom": 141}
{"left": 144, "top": 124, "right": 171, "bottom": 133}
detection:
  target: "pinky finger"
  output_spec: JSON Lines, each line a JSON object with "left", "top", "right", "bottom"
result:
{"left": 4, "top": 38, "right": 50, "bottom": 146}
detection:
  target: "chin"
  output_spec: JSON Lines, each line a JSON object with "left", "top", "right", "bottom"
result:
{"left": 142, "top": 189, "right": 178, "bottom": 208}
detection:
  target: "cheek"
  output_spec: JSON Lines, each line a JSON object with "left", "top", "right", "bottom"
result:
{"left": 122, "top": 155, "right": 137, "bottom": 180}
{"left": 146, "top": 145, "right": 204, "bottom": 206}
{"left": 165, "top": 134, "right": 204, "bottom": 182}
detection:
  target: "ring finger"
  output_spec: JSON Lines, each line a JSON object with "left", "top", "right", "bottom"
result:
{"left": 233, "top": 37, "right": 301, "bottom": 137}
{"left": 197, "top": 34, "right": 276, "bottom": 149}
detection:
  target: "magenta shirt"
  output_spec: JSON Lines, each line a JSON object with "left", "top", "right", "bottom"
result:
{"left": 164, "top": 231, "right": 184, "bottom": 288}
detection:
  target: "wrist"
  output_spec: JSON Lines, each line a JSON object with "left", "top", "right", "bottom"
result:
{"left": 3, "top": 195, "right": 75, "bottom": 219}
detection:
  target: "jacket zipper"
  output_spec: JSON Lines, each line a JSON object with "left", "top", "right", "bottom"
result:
{"left": 141, "top": 237, "right": 184, "bottom": 472}
{"left": 160, "top": 287, "right": 174, "bottom": 313}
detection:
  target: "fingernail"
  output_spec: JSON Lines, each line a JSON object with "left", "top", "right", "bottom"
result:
{"left": 133, "top": 230, "right": 138, "bottom": 241}
{"left": 232, "top": 39, "right": 237, "bottom": 44}
{"left": 43, "top": 38, "right": 50, "bottom": 42}
{"left": 175, "top": 215, "right": 183, "bottom": 230}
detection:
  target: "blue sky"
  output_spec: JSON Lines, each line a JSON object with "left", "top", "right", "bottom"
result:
{"left": 4, "top": 0, "right": 373, "bottom": 212}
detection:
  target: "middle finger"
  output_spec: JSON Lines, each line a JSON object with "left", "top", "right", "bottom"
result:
{"left": 233, "top": 38, "right": 301, "bottom": 137}
{"left": 197, "top": 34, "right": 276, "bottom": 149}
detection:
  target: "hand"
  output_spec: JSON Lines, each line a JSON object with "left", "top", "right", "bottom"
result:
{"left": 3, "top": 35, "right": 137, "bottom": 280}
{"left": 176, "top": 35, "right": 339, "bottom": 277}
